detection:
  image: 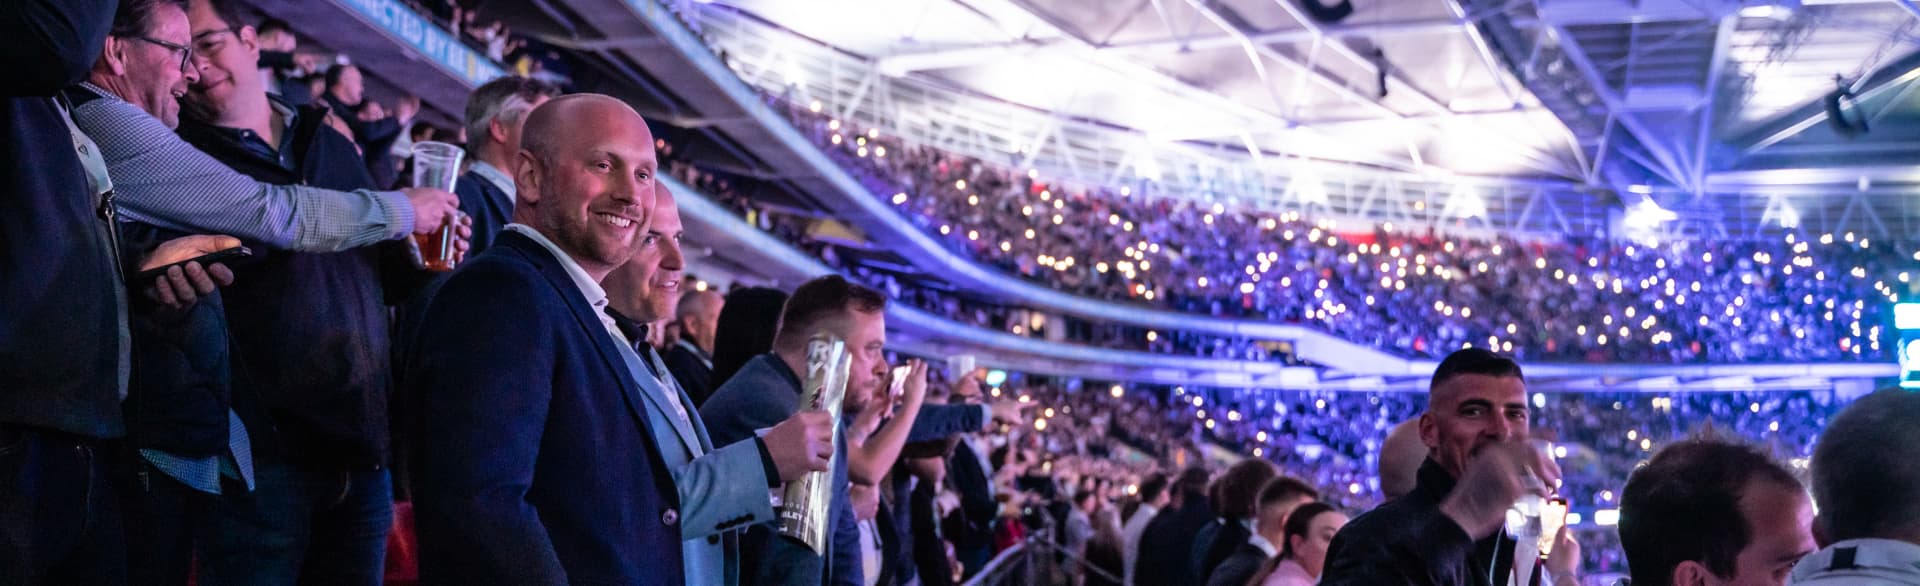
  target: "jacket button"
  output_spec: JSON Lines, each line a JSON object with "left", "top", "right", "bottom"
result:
{"left": 662, "top": 509, "right": 679, "bottom": 526}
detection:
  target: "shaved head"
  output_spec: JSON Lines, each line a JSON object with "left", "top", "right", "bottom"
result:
{"left": 1379, "top": 417, "right": 1426, "bottom": 500}
{"left": 517, "top": 93, "right": 641, "bottom": 173}
{"left": 512, "top": 93, "right": 657, "bottom": 280}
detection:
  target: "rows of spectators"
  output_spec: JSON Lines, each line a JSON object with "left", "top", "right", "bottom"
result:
{"left": 770, "top": 100, "right": 1918, "bottom": 365}
{"left": 662, "top": 138, "right": 1299, "bottom": 364}
{"left": 15, "top": 2, "right": 1920, "bottom": 586}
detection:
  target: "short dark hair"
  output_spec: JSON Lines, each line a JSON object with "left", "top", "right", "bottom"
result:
{"left": 1172, "top": 467, "right": 1210, "bottom": 502}
{"left": 1619, "top": 435, "right": 1803, "bottom": 586}
{"left": 1811, "top": 389, "right": 1920, "bottom": 542}
{"left": 198, "top": 0, "right": 252, "bottom": 36}
{"left": 111, "top": 0, "right": 188, "bottom": 38}
{"left": 1257, "top": 476, "right": 1318, "bottom": 510}
{"left": 1073, "top": 489, "right": 1097, "bottom": 508}
{"left": 324, "top": 63, "right": 357, "bottom": 90}
{"left": 1278, "top": 501, "right": 1340, "bottom": 560}
{"left": 1429, "top": 347, "right": 1524, "bottom": 392}
{"left": 256, "top": 17, "right": 292, "bottom": 37}
{"left": 1212, "top": 459, "right": 1279, "bottom": 520}
{"left": 774, "top": 275, "right": 887, "bottom": 350}
{"left": 709, "top": 286, "right": 789, "bottom": 386}
{"left": 1137, "top": 473, "right": 1169, "bottom": 504}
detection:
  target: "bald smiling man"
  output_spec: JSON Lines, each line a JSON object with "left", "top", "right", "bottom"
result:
{"left": 403, "top": 94, "right": 834, "bottom": 585}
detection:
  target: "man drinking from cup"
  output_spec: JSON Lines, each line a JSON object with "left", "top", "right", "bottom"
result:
{"left": 1318, "top": 348, "right": 1582, "bottom": 586}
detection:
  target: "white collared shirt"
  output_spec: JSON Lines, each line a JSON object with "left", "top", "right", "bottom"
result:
{"left": 1249, "top": 534, "right": 1278, "bottom": 558}
{"left": 506, "top": 223, "right": 695, "bottom": 427}
{"left": 503, "top": 224, "right": 615, "bottom": 339}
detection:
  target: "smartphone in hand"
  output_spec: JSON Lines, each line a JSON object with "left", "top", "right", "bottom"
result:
{"left": 889, "top": 365, "right": 911, "bottom": 399}
{"left": 135, "top": 246, "right": 252, "bottom": 282}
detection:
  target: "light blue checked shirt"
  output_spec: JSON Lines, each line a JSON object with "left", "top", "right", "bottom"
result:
{"left": 68, "top": 82, "right": 415, "bottom": 252}
{"left": 138, "top": 410, "right": 255, "bottom": 494}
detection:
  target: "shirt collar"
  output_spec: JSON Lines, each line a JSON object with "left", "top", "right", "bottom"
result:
{"left": 1792, "top": 539, "right": 1920, "bottom": 582}
{"left": 1249, "top": 534, "right": 1278, "bottom": 558}
{"left": 470, "top": 160, "right": 517, "bottom": 200}
{"left": 504, "top": 223, "right": 606, "bottom": 313}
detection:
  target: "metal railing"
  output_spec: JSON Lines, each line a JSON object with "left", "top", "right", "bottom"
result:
{"left": 962, "top": 524, "right": 1124, "bottom": 586}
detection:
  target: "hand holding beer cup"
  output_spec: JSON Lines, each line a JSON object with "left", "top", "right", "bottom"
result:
{"left": 410, "top": 141, "right": 467, "bottom": 271}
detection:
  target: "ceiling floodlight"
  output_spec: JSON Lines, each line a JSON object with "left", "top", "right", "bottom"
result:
{"left": 1445, "top": 182, "right": 1487, "bottom": 219}
{"left": 1623, "top": 199, "right": 1677, "bottom": 229}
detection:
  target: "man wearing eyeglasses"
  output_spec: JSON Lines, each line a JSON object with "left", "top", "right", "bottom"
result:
{"left": 161, "top": 0, "right": 471, "bottom": 583}
{"left": 58, "top": 0, "right": 466, "bottom": 584}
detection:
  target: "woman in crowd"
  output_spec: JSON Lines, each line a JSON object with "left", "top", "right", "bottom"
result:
{"left": 1254, "top": 502, "right": 1349, "bottom": 586}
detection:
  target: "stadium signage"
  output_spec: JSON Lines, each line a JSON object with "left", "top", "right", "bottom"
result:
{"left": 336, "top": 0, "right": 506, "bottom": 87}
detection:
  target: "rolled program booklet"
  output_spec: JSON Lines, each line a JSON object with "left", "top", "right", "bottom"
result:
{"left": 777, "top": 334, "right": 850, "bottom": 554}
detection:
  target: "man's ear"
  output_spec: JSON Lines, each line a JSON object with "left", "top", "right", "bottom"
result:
{"left": 514, "top": 150, "right": 541, "bottom": 206}
{"left": 1672, "top": 560, "right": 1718, "bottom": 586}
{"left": 99, "top": 36, "right": 130, "bottom": 77}
{"left": 237, "top": 25, "right": 262, "bottom": 60}
{"left": 1418, "top": 411, "right": 1439, "bottom": 451}
{"left": 489, "top": 118, "right": 511, "bottom": 146}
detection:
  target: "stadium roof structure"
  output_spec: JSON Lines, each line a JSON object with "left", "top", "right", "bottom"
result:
{"left": 247, "top": 0, "right": 1909, "bottom": 391}
{"left": 691, "top": 0, "right": 1920, "bottom": 238}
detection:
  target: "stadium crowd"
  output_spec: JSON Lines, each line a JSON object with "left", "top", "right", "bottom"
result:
{"left": 661, "top": 139, "right": 1297, "bottom": 364}
{"left": 772, "top": 101, "right": 1918, "bottom": 365}
{"left": 8, "top": 2, "right": 1920, "bottom": 586}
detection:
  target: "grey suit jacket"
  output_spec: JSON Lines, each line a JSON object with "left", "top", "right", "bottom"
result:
{"left": 612, "top": 334, "right": 773, "bottom": 586}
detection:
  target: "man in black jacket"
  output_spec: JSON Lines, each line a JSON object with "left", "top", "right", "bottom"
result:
{"left": 946, "top": 428, "right": 1000, "bottom": 578}
{"left": 665, "top": 288, "right": 724, "bottom": 407}
{"left": 1206, "top": 477, "right": 1319, "bottom": 586}
{"left": 0, "top": 1, "right": 124, "bottom": 582}
{"left": 323, "top": 63, "right": 404, "bottom": 188}
{"left": 175, "top": 0, "right": 464, "bottom": 582}
{"left": 1136, "top": 467, "right": 1214, "bottom": 586}
{"left": 1319, "top": 349, "right": 1570, "bottom": 586}
{"left": 1193, "top": 458, "right": 1278, "bottom": 583}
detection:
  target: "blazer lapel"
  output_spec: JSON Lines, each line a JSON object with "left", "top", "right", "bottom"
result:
{"left": 630, "top": 350, "right": 703, "bottom": 456}
{"left": 650, "top": 350, "right": 715, "bottom": 452}
{"left": 499, "top": 232, "right": 653, "bottom": 438}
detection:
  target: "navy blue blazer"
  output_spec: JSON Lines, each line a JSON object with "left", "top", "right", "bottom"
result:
{"left": 405, "top": 230, "right": 686, "bottom": 585}
{"left": 452, "top": 169, "right": 512, "bottom": 256}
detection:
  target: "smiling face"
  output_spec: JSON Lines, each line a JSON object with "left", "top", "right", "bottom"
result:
{"left": 182, "top": 0, "right": 260, "bottom": 122}
{"left": 1420, "top": 373, "right": 1530, "bottom": 478}
{"left": 109, "top": 2, "right": 199, "bottom": 128}
{"left": 515, "top": 96, "right": 657, "bottom": 281}
{"left": 606, "top": 183, "right": 684, "bottom": 322}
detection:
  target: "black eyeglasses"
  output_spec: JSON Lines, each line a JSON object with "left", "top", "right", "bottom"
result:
{"left": 134, "top": 36, "right": 193, "bottom": 71}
